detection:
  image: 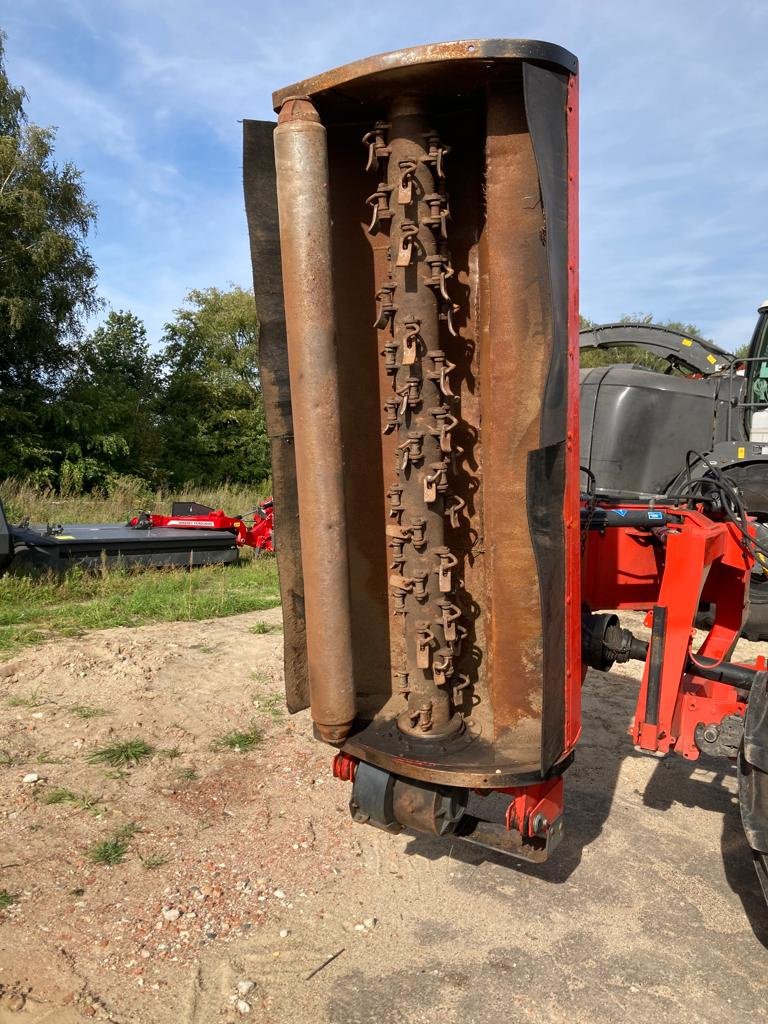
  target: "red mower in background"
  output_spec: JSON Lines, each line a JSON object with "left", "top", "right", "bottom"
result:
{"left": 129, "top": 498, "right": 275, "bottom": 553}
{"left": 0, "top": 497, "right": 274, "bottom": 572}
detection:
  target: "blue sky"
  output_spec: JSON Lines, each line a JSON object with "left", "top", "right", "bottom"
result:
{"left": 3, "top": 1, "right": 766, "bottom": 349}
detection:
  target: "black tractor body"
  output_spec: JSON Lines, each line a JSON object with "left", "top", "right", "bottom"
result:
{"left": 579, "top": 310, "right": 768, "bottom": 638}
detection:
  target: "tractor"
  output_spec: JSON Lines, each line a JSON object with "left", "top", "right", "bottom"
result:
{"left": 580, "top": 309, "right": 768, "bottom": 639}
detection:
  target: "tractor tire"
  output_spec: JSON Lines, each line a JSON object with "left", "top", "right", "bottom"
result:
{"left": 738, "top": 671, "right": 768, "bottom": 903}
{"left": 694, "top": 519, "right": 768, "bottom": 641}
{"left": 723, "top": 466, "right": 768, "bottom": 640}
{"left": 744, "top": 577, "right": 768, "bottom": 642}
{"left": 696, "top": 585, "right": 768, "bottom": 643}
{"left": 681, "top": 465, "right": 768, "bottom": 640}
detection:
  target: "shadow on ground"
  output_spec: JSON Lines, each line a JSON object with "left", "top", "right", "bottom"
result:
{"left": 401, "top": 667, "right": 768, "bottom": 945}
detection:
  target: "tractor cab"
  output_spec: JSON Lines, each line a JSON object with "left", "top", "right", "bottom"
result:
{"left": 579, "top": 309, "right": 768, "bottom": 508}
{"left": 743, "top": 302, "right": 768, "bottom": 442}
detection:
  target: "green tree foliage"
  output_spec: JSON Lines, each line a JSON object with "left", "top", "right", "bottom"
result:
{"left": 0, "top": 36, "right": 270, "bottom": 497}
{"left": 54, "top": 311, "right": 162, "bottom": 492}
{"left": 158, "top": 287, "right": 269, "bottom": 486}
{"left": 579, "top": 312, "right": 710, "bottom": 372}
{"left": 0, "top": 32, "right": 99, "bottom": 480}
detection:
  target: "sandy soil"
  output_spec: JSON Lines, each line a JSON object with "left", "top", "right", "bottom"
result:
{"left": 0, "top": 609, "right": 767, "bottom": 1023}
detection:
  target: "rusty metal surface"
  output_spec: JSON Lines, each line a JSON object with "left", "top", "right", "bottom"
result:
{"left": 272, "top": 39, "right": 577, "bottom": 109}
{"left": 477, "top": 83, "right": 552, "bottom": 765}
{"left": 390, "top": 775, "right": 466, "bottom": 835}
{"left": 377, "top": 96, "right": 463, "bottom": 741}
{"left": 273, "top": 99, "right": 355, "bottom": 743}
{"left": 260, "top": 42, "right": 578, "bottom": 786}
{"left": 242, "top": 119, "right": 308, "bottom": 714}
{"left": 324, "top": 121, "right": 393, "bottom": 718}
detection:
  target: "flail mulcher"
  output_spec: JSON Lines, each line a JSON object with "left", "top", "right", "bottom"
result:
{"left": 243, "top": 40, "right": 768, "bottom": 904}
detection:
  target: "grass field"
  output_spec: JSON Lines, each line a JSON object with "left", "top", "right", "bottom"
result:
{"left": 0, "top": 479, "right": 280, "bottom": 661}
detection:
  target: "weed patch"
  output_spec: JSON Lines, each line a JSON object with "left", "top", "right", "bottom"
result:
{"left": 36, "top": 752, "right": 66, "bottom": 764}
{"left": 212, "top": 722, "right": 262, "bottom": 753}
{"left": 140, "top": 853, "right": 169, "bottom": 870}
{"left": 249, "top": 621, "right": 282, "bottom": 635}
{"left": 38, "top": 787, "right": 102, "bottom": 813}
{"left": 88, "top": 739, "right": 154, "bottom": 768}
{"left": 253, "top": 693, "right": 284, "bottom": 720}
{"left": 70, "top": 705, "right": 109, "bottom": 719}
{"left": 88, "top": 823, "right": 138, "bottom": 865}
{"left": 0, "top": 889, "right": 18, "bottom": 911}
{"left": 6, "top": 691, "right": 46, "bottom": 708}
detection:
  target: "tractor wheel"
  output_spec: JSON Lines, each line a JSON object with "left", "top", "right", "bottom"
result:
{"left": 738, "top": 670, "right": 768, "bottom": 902}
{"left": 744, "top": 576, "right": 768, "bottom": 642}
{"left": 724, "top": 470, "right": 768, "bottom": 640}
{"left": 742, "top": 517, "right": 768, "bottom": 640}
{"left": 697, "top": 578, "right": 768, "bottom": 642}
{"left": 695, "top": 521, "right": 768, "bottom": 641}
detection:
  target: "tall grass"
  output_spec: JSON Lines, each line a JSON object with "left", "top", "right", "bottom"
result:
{"left": 0, "top": 476, "right": 272, "bottom": 526}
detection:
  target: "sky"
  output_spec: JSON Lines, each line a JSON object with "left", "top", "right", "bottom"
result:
{"left": 2, "top": 0, "right": 767, "bottom": 350}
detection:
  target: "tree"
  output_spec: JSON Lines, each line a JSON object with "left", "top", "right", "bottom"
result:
{"left": 54, "top": 311, "right": 162, "bottom": 492}
{"left": 0, "top": 31, "right": 99, "bottom": 481}
{"left": 579, "top": 312, "right": 710, "bottom": 372}
{"left": 158, "top": 287, "right": 269, "bottom": 487}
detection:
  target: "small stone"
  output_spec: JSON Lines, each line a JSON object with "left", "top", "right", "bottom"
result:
{"left": 237, "top": 980, "right": 255, "bottom": 996}
{"left": 279, "top": 929, "right": 289, "bottom": 938}
{"left": 354, "top": 924, "right": 366, "bottom": 932}
{"left": 22, "top": 772, "right": 40, "bottom": 784}
{"left": 363, "top": 917, "right": 377, "bottom": 929}
{"left": 273, "top": 889, "right": 286, "bottom": 899}
{"left": 162, "top": 907, "right": 180, "bottom": 922}
{"left": 7, "top": 992, "right": 25, "bottom": 1012}
{"left": 236, "top": 999, "right": 251, "bottom": 1015}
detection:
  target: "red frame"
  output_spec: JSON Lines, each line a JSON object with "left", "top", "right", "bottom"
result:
{"left": 582, "top": 503, "right": 752, "bottom": 759}
{"left": 129, "top": 499, "right": 274, "bottom": 552}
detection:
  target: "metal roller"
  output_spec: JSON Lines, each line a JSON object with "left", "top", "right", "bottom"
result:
{"left": 273, "top": 96, "right": 356, "bottom": 744}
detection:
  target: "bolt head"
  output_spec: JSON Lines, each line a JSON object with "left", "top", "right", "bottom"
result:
{"left": 531, "top": 813, "right": 549, "bottom": 834}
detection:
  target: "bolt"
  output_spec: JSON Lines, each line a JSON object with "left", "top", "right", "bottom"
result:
{"left": 702, "top": 725, "right": 719, "bottom": 744}
{"left": 531, "top": 813, "right": 549, "bottom": 835}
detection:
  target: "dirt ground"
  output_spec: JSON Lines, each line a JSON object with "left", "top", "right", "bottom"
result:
{"left": 1, "top": 608, "right": 767, "bottom": 1024}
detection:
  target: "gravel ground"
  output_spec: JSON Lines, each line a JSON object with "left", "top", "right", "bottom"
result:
{"left": 0, "top": 608, "right": 767, "bottom": 1023}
